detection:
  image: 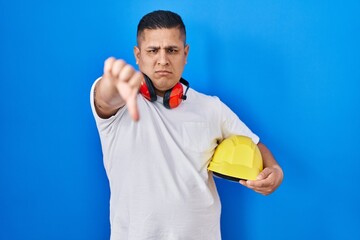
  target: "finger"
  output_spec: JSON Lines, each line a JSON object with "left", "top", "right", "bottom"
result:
{"left": 239, "top": 168, "right": 273, "bottom": 187}
{"left": 118, "top": 64, "right": 135, "bottom": 83}
{"left": 240, "top": 178, "right": 269, "bottom": 192}
{"left": 251, "top": 176, "right": 278, "bottom": 194}
{"left": 247, "top": 179, "right": 268, "bottom": 189}
{"left": 239, "top": 179, "right": 256, "bottom": 190}
{"left": 240, "top": 171, "right": 278, "bottom": 195}
{"left": 111, "top": 59, "right": 126, "bottom": 79}
{"left": 239, "top": 180, "right": 246, "bottom": 186}
{"left": 103, "top": 57, "right": 116, "bottom": 77}
{"left": 127, "top": 71, "right": 144, "bottom": 90}
{"left": 256, "top": 167, "right": 272, "bottom": 180}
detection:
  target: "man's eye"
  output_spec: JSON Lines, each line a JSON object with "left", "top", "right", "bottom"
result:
{"left": 148, "top": 49, "right": 158, "bottom": 53}
{"left": 167, "top": 49, "right": 178, "bottom": 53}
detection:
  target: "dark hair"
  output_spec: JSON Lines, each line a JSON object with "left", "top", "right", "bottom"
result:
{"left": 137, "top": 10, "right": 186, "bottom": 44}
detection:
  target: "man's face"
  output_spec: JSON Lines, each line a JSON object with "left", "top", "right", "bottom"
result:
{"left": 134, "top": 28, "right": 189, "bottom": 96}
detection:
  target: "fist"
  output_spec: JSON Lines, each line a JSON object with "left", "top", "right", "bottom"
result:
{"left": 103, "top": 57, "right": 143, "bottom": 121}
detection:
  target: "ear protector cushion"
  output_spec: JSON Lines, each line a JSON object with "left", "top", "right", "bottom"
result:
{"left": 163, "top": 83, "right": 184, "bottom": 109}
{"left": 139, "top": 75, "right": 157, "bottom": 102}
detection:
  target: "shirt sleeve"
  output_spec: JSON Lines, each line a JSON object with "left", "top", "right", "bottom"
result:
{"left": 89, "top": 77, "right": 125, "bottom": 135}
{"left": 218, "top": 98, "right": 260, "bottom": 144}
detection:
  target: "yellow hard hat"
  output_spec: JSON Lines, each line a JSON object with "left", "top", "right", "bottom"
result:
{"left": 208, "top": 135, "right": 263, "bottom": 181}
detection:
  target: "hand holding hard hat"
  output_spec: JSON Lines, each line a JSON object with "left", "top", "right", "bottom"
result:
{"left": 208, "top": 135, "right": 284, "bottom": 195}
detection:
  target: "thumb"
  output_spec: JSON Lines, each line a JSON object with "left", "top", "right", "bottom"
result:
{"left": 126, "top": 90, "right": 139, "bottom": 121}
{"left": 256, "top": 167, "right": 272, "bottom": 180}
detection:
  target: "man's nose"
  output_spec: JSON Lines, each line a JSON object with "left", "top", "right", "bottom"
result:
{"left": 157, "top": 50, "right": 169, "bottom": 65}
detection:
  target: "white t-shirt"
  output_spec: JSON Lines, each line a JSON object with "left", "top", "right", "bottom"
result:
{"left": 90, "top": 79, "right": 259, "bottom": 240}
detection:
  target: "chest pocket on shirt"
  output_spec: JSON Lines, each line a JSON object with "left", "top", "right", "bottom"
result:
{"left": 182, "top": 122, "right": 210, "bottom": 152}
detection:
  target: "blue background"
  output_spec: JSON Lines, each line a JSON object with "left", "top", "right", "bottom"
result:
{"left": 1, "top": 0, "right": 359, "bottom": 239}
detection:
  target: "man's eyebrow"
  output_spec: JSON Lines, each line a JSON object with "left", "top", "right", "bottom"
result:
{"left": 165, "top": 46, "right": 179, "bottom": 49}
{"left": 146, "top": 46, "right": 160, "bottom": 50}
{"left": 146, "top": 45, "right": 180, "bottom": 49}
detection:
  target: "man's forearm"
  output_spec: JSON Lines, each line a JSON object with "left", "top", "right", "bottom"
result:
{"left": 258, "top": 142, "right": 281, "bottom": 170}
{"left": 94, "top": 77, "right": 125, "bottom": 118}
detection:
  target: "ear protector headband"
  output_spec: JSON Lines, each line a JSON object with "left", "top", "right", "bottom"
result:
{"left": 139, "top": 74, "right": 190, "bottom": 109}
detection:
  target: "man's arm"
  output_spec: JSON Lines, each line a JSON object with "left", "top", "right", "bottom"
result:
{"left": 94, "top": 57, "right": 143, "bottom": 120}
{"left": 239, "top": 142, "right": 284, "bottom": 195}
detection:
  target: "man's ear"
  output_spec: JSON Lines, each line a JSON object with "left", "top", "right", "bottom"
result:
{"left": 134, "top": 46, "right": 140, "bottom": 64}
{"left": 184, "top": 44, "right": 190, "bottom": 64}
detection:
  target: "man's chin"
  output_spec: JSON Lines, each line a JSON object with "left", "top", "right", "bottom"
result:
{"left": 153, "top": 83, "right": 178, "bottom": 95}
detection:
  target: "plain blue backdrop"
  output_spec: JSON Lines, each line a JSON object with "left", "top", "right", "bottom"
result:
{"left": 1, "top": 0, "right": 359, "bottom": 239}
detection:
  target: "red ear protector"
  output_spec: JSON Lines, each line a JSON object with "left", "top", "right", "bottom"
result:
{"left": 139, "top": 74, "right": 190, "bottom": 109}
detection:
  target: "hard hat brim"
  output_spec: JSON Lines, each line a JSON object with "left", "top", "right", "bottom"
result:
{"left": 212, "top": 172, "right": 244, "bottom": 182}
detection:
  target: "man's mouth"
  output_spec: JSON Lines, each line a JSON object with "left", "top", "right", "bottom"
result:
{"left": 155, "top": 70, "right": 172, "bottom": 76}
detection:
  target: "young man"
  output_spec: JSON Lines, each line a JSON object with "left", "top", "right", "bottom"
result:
{"left": 91, "top": 10, "right": 283, "bottom": 240}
